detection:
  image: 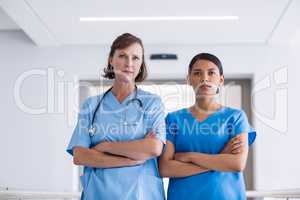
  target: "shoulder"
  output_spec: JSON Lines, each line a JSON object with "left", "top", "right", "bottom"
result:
{"left": 221, "top": 106, "right": 248, "bottom": 123}
{"left": 137, "top": 88, "right": 163, "bottom": 108}
{"left": 137, "top": 88, "right": 160, "bottom": 100}
{"left": 79, "top": 93, "right": 104, "bottom": 114}
{"left": 166, "top": 108, "right": 187, "bottom": 121}
{"left": 82, "top": 94, "right": 102, "bottom": 107}
{"left": 222, "top": 107, "right": 256, "bottom": 142}
{"left": 167, "top": 108, "right": 186, "bottom": 117}
{"left": 222, "top": 106, "right": 245, "bottom": 116}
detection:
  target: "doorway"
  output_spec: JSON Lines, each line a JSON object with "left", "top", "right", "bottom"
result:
{"left": 77, "top": 78, "right": 255, "bottom": 193}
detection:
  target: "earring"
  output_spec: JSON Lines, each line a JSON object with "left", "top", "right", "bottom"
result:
{"left": 110, "top": 65, "right": 114, "bottom": 72}
{"left": 216, "top": 86, "right": 220, "bottom": 94}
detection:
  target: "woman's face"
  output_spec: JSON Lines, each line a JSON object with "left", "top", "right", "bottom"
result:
{"left": 188, "top": 59, "right": 224, "bottom": 97}
{"left": 109, "top": 42, "right": 143, "bottom": 84}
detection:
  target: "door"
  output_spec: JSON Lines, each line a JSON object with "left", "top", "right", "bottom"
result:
{"left": 78, "top": 78, "right": 255, "bottom": 194}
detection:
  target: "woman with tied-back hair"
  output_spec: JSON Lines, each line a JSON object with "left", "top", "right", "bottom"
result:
{"left": 159, "top": 53, "right": 256, "bottom": 200}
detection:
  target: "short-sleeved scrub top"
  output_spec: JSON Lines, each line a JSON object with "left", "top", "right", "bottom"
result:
{"left": 166, "top": 107, "right": 256, "bottom": 200}
{"left": 67, "top": 88, "right": 166, "bottom": 200}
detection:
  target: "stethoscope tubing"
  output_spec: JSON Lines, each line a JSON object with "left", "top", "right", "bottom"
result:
{"left": 88, "top": 85, "right": 143, "bottom": 136}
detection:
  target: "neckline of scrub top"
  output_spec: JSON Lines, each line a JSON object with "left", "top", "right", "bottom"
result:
{"left": 184, "top": 106, "right": 226, "bottom": 124}
{"left": 107, "top": 88, "right": 137, "bottom": 107}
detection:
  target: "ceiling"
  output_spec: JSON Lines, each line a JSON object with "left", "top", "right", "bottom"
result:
{"left": 0, "top": 0, "right": 299, "bottom": 46}
{"left": 0, "top": 7, "right": 19, "bottom": 30}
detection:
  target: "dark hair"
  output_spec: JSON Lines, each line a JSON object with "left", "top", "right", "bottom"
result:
{"left": 188, "top": 53, "right": 223, "bottom": 75}
{"left": 102, "top": 33, "right": 148, "bottom": 82}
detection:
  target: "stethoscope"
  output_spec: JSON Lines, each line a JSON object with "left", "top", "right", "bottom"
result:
{"left": 88, "top": 85, "right": 143, "bottom": 136}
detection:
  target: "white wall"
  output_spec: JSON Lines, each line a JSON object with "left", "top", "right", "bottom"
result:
{"left": 0, "top": 31, "right": 299, "bottom": 191}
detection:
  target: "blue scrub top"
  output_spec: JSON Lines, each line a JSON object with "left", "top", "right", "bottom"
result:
{"left": 67, "top": 88, "right": 166, "bottom": 200}
{"left": 166, "top": 107, "right": 256, "bottom": 200}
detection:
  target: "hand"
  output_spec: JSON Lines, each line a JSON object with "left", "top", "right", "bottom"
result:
{"left": 130, "top": 159, "right": 146, "bottom": 166}
{"left": 93, "top": 141, "right": 110, "bottom": 152}
{"left": 221, "top": 135, "right": 244, "bottom": 154}
{"left": 145, "top": 132, "right": 156, "bottom": 139}
{"left": 174, "top": 152, "right": 192, "bottom": 163}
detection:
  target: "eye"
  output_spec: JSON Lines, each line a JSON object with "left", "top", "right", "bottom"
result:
{"left": 193, "top": 71, "right": 201, "bottom": 76}
{"left": 133, "top": 56, "right": 140, "bottom": 61}
{"left": 118, "top": 54, "right": 126, "bottom": 58}
{"left": 209, "top": 71, "right": 216, "bottom": 76}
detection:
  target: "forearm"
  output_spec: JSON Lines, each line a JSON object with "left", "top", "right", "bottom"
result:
{"left": 94, "top": 138, "right": 163, "bottom": 160}
{"left": 189, "top": 152, "right": 246, "bottom": 172}
{"left": 73, "top": 147, "right": 143, "bottom": 168}
{"left": 159, "top": 159, "right": 210, "bottom": 178}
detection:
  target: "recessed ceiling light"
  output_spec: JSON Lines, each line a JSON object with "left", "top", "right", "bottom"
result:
{"left": 80, "top": 16, "right": 239, "bottom": 22}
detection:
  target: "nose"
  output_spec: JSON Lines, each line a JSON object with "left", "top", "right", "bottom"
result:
{"left": 200, "top": 73, "right": 209, "bottom": 83}
{"left": 125, "top": 57, "right": 133, "bottom": 68}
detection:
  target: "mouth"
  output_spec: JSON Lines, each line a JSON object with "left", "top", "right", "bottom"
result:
{"left": 122, "top": 70, "right": 134, "bottom": 75}
{"left": 199, "top": 84, "right": 212, "bottom": 89}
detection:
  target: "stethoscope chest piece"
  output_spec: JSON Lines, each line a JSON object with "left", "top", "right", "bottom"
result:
{"left": 89, "top": 126, "right": 96, "bottom": 136}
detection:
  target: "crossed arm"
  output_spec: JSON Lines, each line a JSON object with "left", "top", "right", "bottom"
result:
{"left": 159, "top": 133, "right": 248, "bottom": 178}
{"left": 158, "top": 141, "right": 210, "bottom": 178}
{"left": 73, "top": 132, "right": 164, "bottom": 168}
